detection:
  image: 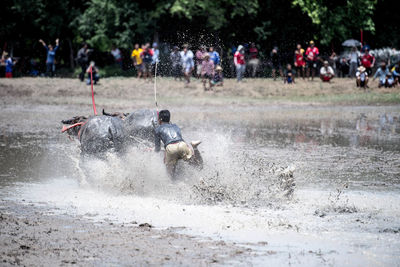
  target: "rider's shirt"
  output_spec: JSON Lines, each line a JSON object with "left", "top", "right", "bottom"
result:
{"left": 155, "top": 123, "right": 184, "bottom": 152}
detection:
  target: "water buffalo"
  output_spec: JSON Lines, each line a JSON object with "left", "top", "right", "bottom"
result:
{"left": 62, "top": 114, "right": 125, "bottom": 154}
{"left": 61, "top": 109, "right": 203, "bottom": 171}
{"left": 61, "top": 109, "right": 158, "bottom": 152}
{"left": 123, "top": 109, "right": 158, "bottom": 144}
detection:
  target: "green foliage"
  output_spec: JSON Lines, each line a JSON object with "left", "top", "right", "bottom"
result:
{"left": 292, "top": 0, "right": 377, "bottom": 45}
{"left": 170, "top": 0, "right": 258, "bottom": 30}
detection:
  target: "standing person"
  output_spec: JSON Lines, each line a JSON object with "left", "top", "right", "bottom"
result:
{"left": 39, "top": 38, "right": 59, "bottom": 77}
{"left": 195, "top": 46, "right": 206, "bottom": 79}
{"left": 294, "top": 44, "right": 305, "bottom": 79}
{"left": 338, "top": 56, "right": 349, "bottom": 77}
{"left": 348, "top": 46, "right": 360, "bottom": 78}
{"left": 152, "top": 42, "right": 160, "bottom": 76}
{"left": 361, "top": 42, "right": 370, "bottom": 53}
{"left": 77, "top": 43, "right": 90, "bottom": 81}
{"left": 5, "top": 53, "right": 17, "bottom": 78}
{"left": 361, "top": 48, "right": 375, "bottom": 76}
{"left": 170, "top": 46, "right": 182, "bottom": 81}
{"left": 329, "top": 51, "right": 338, "bottom": 75}
{"left": 320, "top": 61, "right": 335, "bottom": 82}
{"left": 154, "top": 110, "right": 202, "bottom": 178}
{"left": 141, "top": 43, "right": 154, "bottom": 81}
{"left": 305, "top": 40, "right": 319, "bottom": 80}
{"left": 201, "top": 54, "right": 214, "bottom": 91}
{"left": 356, "top": 66, "right": 368, "bottom": 89}
{"left": 209, "top": 46, "right": 220, "bottom": 66}
{"left": 270, "top": 47, "right": 282, "bottom": 81}
{"left": 248, "top": 42, "right": 260, "bottom": 78}
{"left": 234, "top": 45, "right": 246, "bottom": 82}
{"left": 131, "top": 43, "right": 143, "bottom": 78}
{"left": 180, "top": 44, "right": 194, "bottom": 84}
{"left": 110, "top": 44, "right": 122, "bottom": 68}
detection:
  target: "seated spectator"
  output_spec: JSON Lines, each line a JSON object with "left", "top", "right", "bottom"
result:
{"left": 211, "top": 65, "right": 224, "bottom": 87}
{"left": 391, "top": 65, "right": 400, "bottom": 86}
{"left": 373, "top": 62, "right": 391, "bottom": 88}
{"left": 384, "top": 73, "right": 395, "bottom": 88}
{"left": 201, "top": 53, "right": 214, "bottom": 91}
{"left": 86, "top": 61, "right": 100, "bottom": 85}
{"left": 284, "top": 64, "right": 295, "bottom": 84}
{"left": 320, "top": 61, "right": 334, "bottom": 82}
{"left": 356, "top": 66, "right": 368, "bottom": 89}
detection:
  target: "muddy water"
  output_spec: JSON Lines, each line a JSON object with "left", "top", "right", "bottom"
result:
{"left": 1, "top": 104, "right": 400, "bottom": 266}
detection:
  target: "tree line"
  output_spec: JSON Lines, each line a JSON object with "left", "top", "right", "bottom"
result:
{"left": 1, "top": 0, "right": 398, "bottom": 73}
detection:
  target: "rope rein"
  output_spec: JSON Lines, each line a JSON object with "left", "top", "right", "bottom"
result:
{"left": 90, "top": 66, "right": 98, "bottom": 116}
{"left": 154, "top": 61, "right": 158, "bottom": 110}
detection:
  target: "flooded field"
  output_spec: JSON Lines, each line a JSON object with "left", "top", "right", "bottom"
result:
{"left": 1, "top": 78, "right": 400, "bottom": 266}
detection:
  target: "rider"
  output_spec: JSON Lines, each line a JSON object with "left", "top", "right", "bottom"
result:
{"left": 154, "top": 110, "right": 201, "bottom": 177}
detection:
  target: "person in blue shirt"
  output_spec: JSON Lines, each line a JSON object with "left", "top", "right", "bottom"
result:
{"left": 39, "top": 38, "right": 59, "bottom": 77}
{"left": 209, "top": 46, "right": 220, "bottom": 66}
{"left": 152, "top": 42, "right": 160, "bottom": 76}
{"left": 373, "top": 62, "right": 392, "bottom": 88}
{"left": 4, "top": 53, "right": 17, "bottom": 78}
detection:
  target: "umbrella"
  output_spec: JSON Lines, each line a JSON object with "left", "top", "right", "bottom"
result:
{"left": 342, "top": 39, "right": 362, "bottom": 47}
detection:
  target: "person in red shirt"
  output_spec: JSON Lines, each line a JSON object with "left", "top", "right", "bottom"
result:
{"left": 305, "top": 40, "right": 319, "bottom": 80}
{"left": 294, "top": 44, "right": 306, "bottom": 79}
{"left": 234, "top": 45, "right": 246, "bottom": 82}
{"left": 361, "top": 48, "right": 375, "bottom": 76}
{"left": 248, "top": 42, "right": 259, "bottom": 77}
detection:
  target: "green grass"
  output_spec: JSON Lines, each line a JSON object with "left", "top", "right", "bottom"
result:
{"left": 156, "top": 92, "right": 400, "bottom": 106}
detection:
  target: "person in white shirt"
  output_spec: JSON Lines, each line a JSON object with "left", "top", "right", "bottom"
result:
{"left": 348, "top": 46, "right": 360, "bottom": 78}
{"left": 111, "top": 45, "right": 122, "bottom": 68}
{"left": 356, "top": 66, "right": 368, "bottom": 89}
{"left": 152, "top": 42, "right": 160, "bottom": 76}
{"left": 180, "top": 44, "right": 194, "bottom": 84}
{"left": 320, "top": 61, "right": 335, "bottom": 82}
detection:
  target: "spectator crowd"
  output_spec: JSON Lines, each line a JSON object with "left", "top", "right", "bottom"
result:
{"left": 1, "top": 39, "right": 400, "bottom": 90}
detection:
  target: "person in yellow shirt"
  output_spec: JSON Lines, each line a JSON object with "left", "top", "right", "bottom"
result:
{"left": 131, "top": 43, "right": 143, "bottom": 78}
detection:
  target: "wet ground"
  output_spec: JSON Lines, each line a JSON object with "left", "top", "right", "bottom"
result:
{"left": 1, "top": 78, "right": 400, "bottom": 266}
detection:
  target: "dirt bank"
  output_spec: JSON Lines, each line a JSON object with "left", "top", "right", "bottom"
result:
{"left": 0, "top": 77, "right": 399, "bottom": 109}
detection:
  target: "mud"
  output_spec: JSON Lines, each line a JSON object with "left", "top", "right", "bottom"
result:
{"left": 1, "top": 77, "right": 400, "bottom": 266}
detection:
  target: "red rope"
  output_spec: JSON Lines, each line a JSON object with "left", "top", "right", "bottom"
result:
{"left": 90, "top": 66, "right": 98, "bottom": 115}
